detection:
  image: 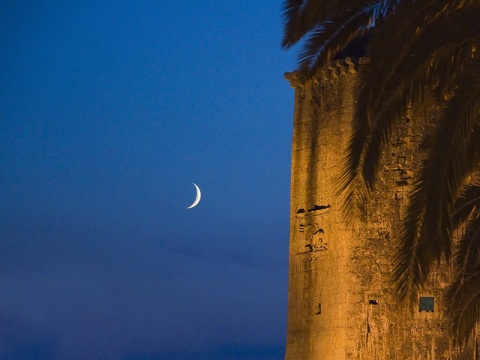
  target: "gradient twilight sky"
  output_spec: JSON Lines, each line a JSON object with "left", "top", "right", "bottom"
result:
{"left": 0, "top": 1, "right": 297, "bottom": 359}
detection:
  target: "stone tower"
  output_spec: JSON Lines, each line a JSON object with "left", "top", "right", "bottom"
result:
{"left": 284, "top": 58, "right": 477, "bottom": 359}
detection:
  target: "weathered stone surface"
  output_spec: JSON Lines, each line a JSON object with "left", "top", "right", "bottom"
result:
{"left": 284, "top": 60, "right": 478, "bottom": 359}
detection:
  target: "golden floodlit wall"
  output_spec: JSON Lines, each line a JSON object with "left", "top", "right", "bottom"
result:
{"left": 284, "top": 59, "right": 477, "bottom": 359}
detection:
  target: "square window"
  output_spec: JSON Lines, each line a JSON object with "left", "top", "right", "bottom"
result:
{"left": 419, "top": 297, "right": 434, "bottom": 312}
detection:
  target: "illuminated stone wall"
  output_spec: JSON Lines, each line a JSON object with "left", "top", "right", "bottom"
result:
{"left": 284, "top": 59, "right": 477, "bottom": 359}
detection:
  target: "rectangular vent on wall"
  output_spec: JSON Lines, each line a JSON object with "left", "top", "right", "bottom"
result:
{"left": 419, "top": 297, "right": 434, "bottom": 312}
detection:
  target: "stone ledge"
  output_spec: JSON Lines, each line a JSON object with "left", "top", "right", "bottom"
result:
{"left": 284, "top": 57, "right": 366, "bottom": 88}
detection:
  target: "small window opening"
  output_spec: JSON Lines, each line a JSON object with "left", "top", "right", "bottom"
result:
{"left": 368, "top": 299, "right": 379, "bottom": 305}
{"left": 419, "top": 296, "right": 434, "bottom": 312}
{"left": 314, "top": 303, "right": 321, "bottom": 315}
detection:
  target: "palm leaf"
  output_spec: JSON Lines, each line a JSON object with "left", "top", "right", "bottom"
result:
{"left": 455, "top": 217, "right": 480, "bottom": 273}
{"left": 445, "top": 263, "right": 480, "bottom": 346}
{"left": 281, "top": 0, "right": 306, "bottom": 48}
{"left": 361, "top": 40, "right": 479, "bottom": 193}
{"left": 394, "top": 71, "right": 480, "bottom": 302}
{"left": 358, "top": 0, "right": 447, "bottom": 111}
{"left": 392, "top": 179, "right": 431, "bottom": 304}
{"left": 297, "top": 11, "right": 372, "bottom": 78}
{"left": 283, "top": 0, "right": 399, "bottom": 76}
{"left": 453, "top": 184, "right": 480, "bottom": 228}
{"left": 360, "top": 78, "right": 411, "bottom": 192}
{"left": 337, "top": 0, "right": 446, "bottom": 212}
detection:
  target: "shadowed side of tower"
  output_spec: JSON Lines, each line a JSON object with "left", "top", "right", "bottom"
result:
{"left": 284, "top": 59, "right": 476, "bottom": 359}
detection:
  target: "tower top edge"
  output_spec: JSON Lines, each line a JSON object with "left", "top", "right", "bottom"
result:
{"left": 284, "top": 57, "right": 366, "bottom": 88}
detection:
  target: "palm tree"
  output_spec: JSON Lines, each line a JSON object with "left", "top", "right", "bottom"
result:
{"left": 282, "top": 0, "right": 480, "bottom": 345}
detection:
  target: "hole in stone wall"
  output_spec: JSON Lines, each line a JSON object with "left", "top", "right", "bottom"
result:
{"left": 419, "top": 296, "right": 434, "bottom": 312}
{"left": 308, "top": 204, "right": 331, "bottom": 212}
{"left": 314, "top": 303, "right": 321, "bottom": 315}
{"left": 368, "top": 300, "right": 379, "bottom": 305}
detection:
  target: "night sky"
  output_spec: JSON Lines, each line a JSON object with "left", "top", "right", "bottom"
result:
{"left": 1, "top": 1, "right": 296, "bottom": 359}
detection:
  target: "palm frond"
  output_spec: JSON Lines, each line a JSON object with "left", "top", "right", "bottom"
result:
{"left": 283, "top": 0, "right": 398, "bottom": 72}
{"left": 359, "top": 0, "right": 447, "bottom": 112}
{"left": 374, "top": 7, "right": 480, "bottom": 112}
{"left": 429, "top": 44, "right": 477, "bottom": 102}
{"left": 445, "top": 183, "right": 480, "bottom": 345}
{"left": 445, "top": 264, "right": 480, "bottom": 346}
{"left": 361, "top": 39, "right": 478, "bottom": 194}
{"left": 453, "top": 183, "right": 480, "bottom": 228}
{"left": 297, "top": 11, "right": 371, "bottom": 78}
{"left": 355, "top": 0, "right": 478, "bottom": 117}
{"left": 392, "top": 178, "right": 431, "bottom": 304}
{"left": 282, "top": 0, "right": 357, "bottom": 48}
{"left": 464, "top": 121, "right": 480, "bottom": 177}
{"left": 281, "top": 0, "right": 306, "bottom": 48}
{"left": 338, "top": 0, "right": 447, "bottom": 211}
{"left": 394, "top": 71, "right": 480, "bottom": 302}
{"left": 360, "top": 79, "right": 411, "bottom": 192}
{"left": 419, "top": 72, "right": 480, "bottom": 261}
{"left": 337, "top": 83, "right": 371, "bottom": 219}
{"left": 455, "top": 217, "right": 480, "bottom": 273}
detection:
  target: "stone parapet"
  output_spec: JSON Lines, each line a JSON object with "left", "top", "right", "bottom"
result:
{"left": 284, "top": 57, "right": 366, "bottom": 88}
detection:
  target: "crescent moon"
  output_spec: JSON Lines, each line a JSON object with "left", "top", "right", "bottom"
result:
{"left": 187, "top": 183, "right": 201, "bottom": 209}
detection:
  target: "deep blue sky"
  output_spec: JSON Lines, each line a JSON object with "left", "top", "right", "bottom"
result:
{"left": 0, "top": 1, "right": 296, "bottom": 360}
